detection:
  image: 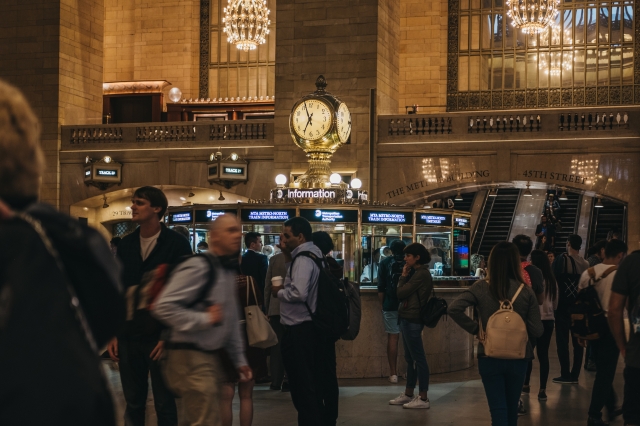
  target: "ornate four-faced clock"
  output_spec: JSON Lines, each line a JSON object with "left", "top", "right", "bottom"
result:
{"left": 288, "top": 75, "right": 351, "bottom": 188}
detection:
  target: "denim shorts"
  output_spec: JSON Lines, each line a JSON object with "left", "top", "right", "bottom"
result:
{"left": 382, "top": 310, "right": 400, "bottom": 334}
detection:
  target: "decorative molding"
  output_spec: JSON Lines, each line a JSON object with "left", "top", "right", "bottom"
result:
{"left": 199, "top": 0, "right": 210, "bottom": 99}
{"left": 102, "top": 81, "right": 171, "bottom": 94}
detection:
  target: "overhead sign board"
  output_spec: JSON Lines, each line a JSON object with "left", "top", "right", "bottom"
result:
{"left": 299, "top": 209, "right": 358, "bottom": 223}
{"left": 362, "top": 210, "right": 412, "bottom": 225}
{"left": 415, "top": 213, "right": 452, "bottom": 226}
{"left": 240, "top": 209, "right": 296, "bottom": 222}
{"left": 168, "top": 211, "right": 193, "bottom": 224}
{"left": 194, "top": 209, "right": 238, "bottom": 222}
{"left": 454, "top": 216, "right": 471, "bottom": 228}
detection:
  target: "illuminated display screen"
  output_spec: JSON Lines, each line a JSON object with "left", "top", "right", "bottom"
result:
{"left": 415, "top": 213, "right": 452, "bottom": 226}
{"left": 240, "top": 209, "right": 296, "bottom": 222}
{"left": 97, "top": 169, "right": 118, "bottom": 177}
{"left": 361, "top": 210, "right": 412, "bottom": 224}
{"left": 299, "top": 209, "right": 358, "bottom": 223}
{"left": 84, "top": 169, "right": 91, "bottom": 176}
{"left": 455, "top": 217, "right": 470, "bottom": 228}
{"left": 168, "top": 211, "right": 193, "bottom": 224}
{"left": 194, "top": 209, "right": 237, "bottom": 222}
{"left": 453, "top": 228, "right": 470, "bottom": 275}
{"left": 223, "top": 166, "right": 245, "bottom": 175}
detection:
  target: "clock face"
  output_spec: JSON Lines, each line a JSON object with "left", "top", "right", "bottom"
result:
{"left": 336, "top": 103, "right": 351, "bottom": 143}
{"left": 292, "top": 99, "right": 332, "bottom": 140}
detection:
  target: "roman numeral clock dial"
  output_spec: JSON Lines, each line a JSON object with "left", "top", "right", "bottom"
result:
{"left": 292, "top": 100, "right": 332, "bottom": 140}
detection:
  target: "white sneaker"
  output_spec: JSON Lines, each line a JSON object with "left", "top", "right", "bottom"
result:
{"left": 388, "top": 375, "right": 398, "bottom": 384}
{"left": 389, "top": 393, "right": 413, "bottom": 405}
{"left": 403, "top": 396, "right": 430, "bottom": 409}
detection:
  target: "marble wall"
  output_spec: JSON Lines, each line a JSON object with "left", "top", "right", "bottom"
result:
{"left": 335, "top": 290, "right": 475, "bottom": 379}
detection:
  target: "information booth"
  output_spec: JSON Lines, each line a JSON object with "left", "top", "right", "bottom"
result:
{"left": 167, "top": 204, "right": 473, "bottom": 284}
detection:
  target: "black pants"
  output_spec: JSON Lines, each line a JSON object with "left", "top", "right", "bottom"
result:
{"left": 588, "top": 331, "right": 619, "bottom": 419}
{"left": 118, "top": 339, "right": 177, "bottom": 426}
{"left": 555, "top": 310, "right": 584, "bottom": 380}
{"left": 623, "top": 365, "right": 640, "bottom": 425}
{"left": 281, "top": 321, "right": 339, "bottom": 426}
{"left": 269, "top": 315, "right": 287, "bottom": 387}
{"left": 525, "top": 320, "right": 555, "bottom": 388}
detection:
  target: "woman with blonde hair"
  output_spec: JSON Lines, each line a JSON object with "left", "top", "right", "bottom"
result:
{"left": 448, "top": 242, "right": 543, "bottom": 426}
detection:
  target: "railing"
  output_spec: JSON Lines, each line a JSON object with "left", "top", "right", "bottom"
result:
{"left": 378, "top": 106, "right": 640, "bottom": 142}
{"left": 61, "top": 120, "right": 273, "bottom": 148}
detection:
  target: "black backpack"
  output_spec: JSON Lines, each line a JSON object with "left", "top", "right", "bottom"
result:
{"left": 569, "top": 266, "right": 615, "bottom": 340}
{"left": 292, "top": 251, "right": 350, "bottom": 341}
{"left": 557, "top": 254, "right": 582, "bottom": 311}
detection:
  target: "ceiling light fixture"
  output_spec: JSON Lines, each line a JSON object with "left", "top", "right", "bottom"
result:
{"left": 102, "top": 195, "right": 109, "bottom": 209}
{"left": 595, "top": 197, "right": 604, "bottom": 208}
{"left": 218, "top": 190, "right": 226, "bottom": 201}
{"left": 489, "top": 187, "right": 498, "bottom": 197}
{"left": 506, "top": 0, "right": 559, "bottom": 34}
{"left": 455, "top": 190, "right": 463, "bottom": 201}
{"left": 188, "top": 189, "right": 195, "bottom": 198}
{"left": 558, "top": 188, "right": 568, "bottom": 201}
{"left": 524, "top": 183, "right": 533, "bottom": 197}
{"left": 222, "top": 0, "right": 271, "bottom": 52}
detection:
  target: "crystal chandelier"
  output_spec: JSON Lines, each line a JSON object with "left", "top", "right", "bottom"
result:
{"left": 222, "top": 0, "right": 271, "bottom": 52}
{"left": 506, "top": 0, "right": 559, "bottom": 34}
{"left": 540, "top": 51, "right": 572, "bottom": 76}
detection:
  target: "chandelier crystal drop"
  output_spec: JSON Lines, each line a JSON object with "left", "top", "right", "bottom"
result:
{"left": 222, "top": 0, "right": 271, "bottom": 52}
{"left": 506, "top": 0, "right": 559, "bottom": 34}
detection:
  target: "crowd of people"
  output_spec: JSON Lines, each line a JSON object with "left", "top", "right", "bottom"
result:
{"left": 1, "top": 79, "right": 639, "bottom": 426}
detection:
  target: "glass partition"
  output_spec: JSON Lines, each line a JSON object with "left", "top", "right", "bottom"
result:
{"left": 416, "top": 226, "right": 452, "bottom": 277}
{"left": 310, "top": 223, "right": 357, "bottom": 283}
{"left": 241, "top": 224, "right": 283, "bottom": 258}
{"left": 360, "top": 224, "right": 413, "bottom": 287}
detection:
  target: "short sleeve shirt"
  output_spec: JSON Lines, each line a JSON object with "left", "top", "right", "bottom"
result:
{"left": 611, "top": 252, "right": 640, "bottom": 369}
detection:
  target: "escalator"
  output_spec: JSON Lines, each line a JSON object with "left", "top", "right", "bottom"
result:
{"left": 471, "top": 188, "right": 521, "bottom": 258}
{"left": 552, "top": 191, "right": 582, "bottom": 254}
{"left": 588, "top": 200, "right": 627, "bottom": 245}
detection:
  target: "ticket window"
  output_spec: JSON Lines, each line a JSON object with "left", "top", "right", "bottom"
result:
{"left": 194, "top": 226, "right": 209, "bottom": 253}
{"left": 310, "top": 223, "right": 357, "bottom": 283}
{"left": 241, "top": 224, "right": 283, "bottom": 259}
{"left": 415, "top": 227, "right": 452, "bottom": 276}
{"left": 168, "top": 224, "right": 197, "bottom": 251}
{"left": 360, "top": 225, "right": 413, "bottom": 287}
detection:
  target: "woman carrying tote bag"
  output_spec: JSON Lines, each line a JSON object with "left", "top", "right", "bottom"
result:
{"left": 448, "top": 242, "right": 544, "bottom": 426}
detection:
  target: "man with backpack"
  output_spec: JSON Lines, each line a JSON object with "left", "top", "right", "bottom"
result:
{"left": 108, "top": 186, "right": 192, "bottom": 426}
{"left": 609, "top": 247, "right": 640, "bottom": 426}
{"left": 271, "top": 217, "right": 340, "bottom": 426}
{"left": 153, "top": 213, "right": 251, "bottom": 426}
{"left": 377, "top": 239, "right": 406, "bottom": 384}
{"left": 552, "top": 234, "right": 590, "bottom": 384}
{"left": 576, "top": 239, "right": 627, "bottom": 426}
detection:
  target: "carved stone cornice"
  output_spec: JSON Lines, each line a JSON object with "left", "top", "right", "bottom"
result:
{"left": 103, "top": 81, "right": 171, "bottom": 95}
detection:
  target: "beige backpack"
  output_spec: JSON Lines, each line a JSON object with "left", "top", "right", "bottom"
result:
{"left": 478, "top": 284, "right": 528, "bottom": 359}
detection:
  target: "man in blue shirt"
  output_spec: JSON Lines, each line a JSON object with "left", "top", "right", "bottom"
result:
{"left": 271, "top": 217, "right": 338, "bottom": 426}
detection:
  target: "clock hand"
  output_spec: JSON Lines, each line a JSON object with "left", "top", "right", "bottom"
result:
{"left": 304, "top": 102, "right": 311, "bottom": 121}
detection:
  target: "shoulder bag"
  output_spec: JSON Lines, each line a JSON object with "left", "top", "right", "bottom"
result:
{"left": 244, "top": 276, "right": 278, "bottom": 349}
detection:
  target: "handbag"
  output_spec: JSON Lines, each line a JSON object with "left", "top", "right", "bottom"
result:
{"left": 244, "top": 276, "right": 278, "bottom": 349}
{"left": 416, "top": 286, "right": 448, "bottom": 328}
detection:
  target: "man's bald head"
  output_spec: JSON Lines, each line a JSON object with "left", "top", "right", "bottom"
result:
{"left": 209, "top": 213, "right": 242, "bottom": 256}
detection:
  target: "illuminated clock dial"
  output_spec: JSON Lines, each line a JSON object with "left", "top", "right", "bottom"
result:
{"left": 336, "top": 102, "right": 351, "bottom": 143}
{"left": 292, "top": 99, "right": 332, "bottom": 140}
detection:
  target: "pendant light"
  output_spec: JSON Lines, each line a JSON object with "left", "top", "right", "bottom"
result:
{"left": 524, "top": 183, "right": 533, "bottom": 197}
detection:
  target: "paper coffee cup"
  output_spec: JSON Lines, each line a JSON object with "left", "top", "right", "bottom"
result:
{"left": 271, "top": 276, "right": 283, "bottom": 287}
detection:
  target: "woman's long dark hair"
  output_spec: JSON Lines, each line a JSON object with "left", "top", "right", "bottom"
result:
{"left": 530, "top": 249, "right": 557, "bottom": 302}
{"left": 487, "top": 242, "right": 525, "bottom": 301}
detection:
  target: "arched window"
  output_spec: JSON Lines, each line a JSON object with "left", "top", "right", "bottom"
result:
{"left": 447, "top": 0, "right": 637, "bottom": 110}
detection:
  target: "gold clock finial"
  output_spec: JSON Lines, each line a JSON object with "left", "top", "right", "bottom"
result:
{"left": 315, "top": 75, "right": 327, "bottom": 93}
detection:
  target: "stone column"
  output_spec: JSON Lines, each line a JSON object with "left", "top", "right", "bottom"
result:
{"left": 0, "top": 0, "right": 104, "bottom": 208}
{"left": 274, "top": 0, "right": 399, "bottom": 197}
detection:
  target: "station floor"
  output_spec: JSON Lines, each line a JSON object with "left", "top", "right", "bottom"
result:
{"left": 104, "top": 341, "right": 627, "bottom": 426}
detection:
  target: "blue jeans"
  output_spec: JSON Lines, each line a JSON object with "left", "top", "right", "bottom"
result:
{"left": 400, "top": 319, "right": 430, "bottom": 392}
{"left": 478, "top": 357, "right": 528, "bottom": 426}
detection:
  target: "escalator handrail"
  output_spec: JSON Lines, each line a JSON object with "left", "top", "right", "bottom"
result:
{"left": 471, "top": 190, "right": 490, "bottom": 251}
{"left": 475, "top": 189, "right": 498, "bottom": 256}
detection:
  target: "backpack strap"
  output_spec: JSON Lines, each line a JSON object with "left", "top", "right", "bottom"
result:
{"left": 289, "top": 251, "right": 323, "bottom": 317}
{"left": 509, "top": 283, "right": 526, "bottom": 307}
{"left": 600, "top": 265, "right": 617, "bottom": 279}
{"left": 185, "top": 253, "right": 218, "bottom": 308}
